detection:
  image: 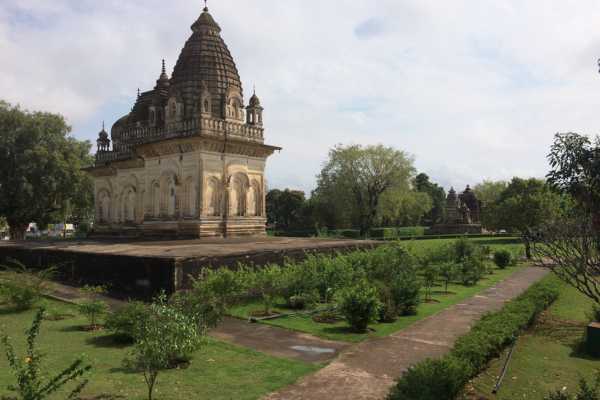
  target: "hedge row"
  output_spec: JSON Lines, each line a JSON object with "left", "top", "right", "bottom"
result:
{"left": 387, "top": 277, "right": 560, "bottom": 400}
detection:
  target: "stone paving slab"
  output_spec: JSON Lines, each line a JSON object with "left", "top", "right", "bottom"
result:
{"left": 264, "top": 267, "right": 550, "bottom": 400}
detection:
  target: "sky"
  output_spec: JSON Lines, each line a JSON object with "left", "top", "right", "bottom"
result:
{"left": 1, "top": 0, "right": 600, "bottom": 195}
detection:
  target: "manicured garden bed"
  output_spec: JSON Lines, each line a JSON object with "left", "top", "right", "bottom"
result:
{"left": 0, "top": 299, "right": 319, "bottom": 400}
{"left": 229, "top": 265, "right": 524, "bottom": 342}
{"left": 469, "top": 277, "right": 599, "bottom": 399}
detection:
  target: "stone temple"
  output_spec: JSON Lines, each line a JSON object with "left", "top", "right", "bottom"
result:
{"left": 86, "top": 5, "right": 280, "bottom": 238}
{"left": 428, "top": 186, "right": 483, "bottom": 235}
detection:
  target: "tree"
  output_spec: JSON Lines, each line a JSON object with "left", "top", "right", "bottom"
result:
{"left": 0, "top": 101, "right": 94, "bottom": 240}
{"left": 131, "top": 294, "right": 205, "bottom": 400}
{"left": 489, "top": 177, "right": 561, "bottom": 258}
{"left": 378, "top": 189, "right": 432, "bottom": 227}
{"left": 413, "top": 173, "right": 446, "bottom": 225}
{"left": 473, "top": 180, "right": 508, "bottom": 229}
{"left": 266, "top": 189, "right": 308, "bottom": 230}
{"left": 546, "top": 132, "right": 600, "bottom": 230}
{"left": 533, "top": 133, "right": 600, "bottom": 307}
{"left": 313, "top": 144, "right": 415, "bottom": 234}
{"left": 1, "top": 308, "right": 91, "bottom": 400}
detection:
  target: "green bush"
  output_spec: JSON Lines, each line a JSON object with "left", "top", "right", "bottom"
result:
{"left": 375, "top": 282, "right": 398, "bottom": 323}
{"left": 78, "top": 285, "right": 108, "bottom": 329}
{"left": 105, "top": 301, "right": 149, "bottom": 342}
{"left": 370, "top": 228, "right": 398, "bottom": 240}
{"left": 544, "top": 373, "right": 600, "bottom": 400}
{"left": 493, "top": 250, "right": 512, "bottom": 269}
{"left": 278, "top": 261, "right": 319, "bottom": 308}
{"left": 388, "top": 278, "right": 560, "bottom": 400}
{"left": 0, "top": 261, "right": 55, "bottom": 311}
{"left": 311, "top": 254, "right": 359, "bottom": 303}
{"left": 459, "top": 254, "right": 486, "bottom": 286}
{"left": 387, "top": 357, "right": 470, "bottom": 400}
{"left": 337, "top": 280, "right": 382, "bottom": 333}
{"left": 390, "top": 269, "right": 421, "bottom": 316}
{"left": 250, "top": 264, "right": 283, "bottom": 315}
{"left": 333, "top": 229, "right": 362, "bottom": 239}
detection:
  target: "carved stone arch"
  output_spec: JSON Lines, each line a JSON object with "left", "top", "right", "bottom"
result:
{"left": 247, "top": 179, "right": 262, "bottom": 217}
{"left": 228, "top": 172, "right": 249, "bottom": 217}
{"left": 150, "top": 179, "right": 160, "bottom": 217}
{"left": 205, "top": 176, "right": 222, "bottom": 216}
{"left": 120, "top": 185, "right": 137, "bottom": 223}
{"left": 97, "top": 188, "right": 112, "bottom": 223}
{"left": 159, "top": 170, "right": 178, "bottom": 218}
{"left": 182, "top": 176, "right": 196, "bottom": 217}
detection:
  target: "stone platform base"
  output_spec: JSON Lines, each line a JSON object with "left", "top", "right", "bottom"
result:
{"left": 91, "top": 217, "right": 267, "bottom": 239}
{"left": 426, "top": 224, "right": 483, "bottom": 235}
{"left": 0, "top": 237, "right": 380, "bottom": 299}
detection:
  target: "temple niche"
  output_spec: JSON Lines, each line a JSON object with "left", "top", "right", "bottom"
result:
{"left": 84, "top": 5, "right": 280, "bottom": 238}
{"left": 428, "top": 185, "right": 483, "bottom": 235}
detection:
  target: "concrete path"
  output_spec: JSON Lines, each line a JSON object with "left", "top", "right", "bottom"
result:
{"left": 264, "top": 267, "right": 549, "bottom": 400}
{"left": 44, "top": 281, "right": 348, "bottom": 363}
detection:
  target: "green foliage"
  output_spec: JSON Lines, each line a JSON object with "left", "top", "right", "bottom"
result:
{"left": 174, "top": 267, "right": 249, "bottom": 328}
{"left": 337, "top": 280, "right": 382, "bottom": 333}
{"left": 413, "top": 173, "right": 446, "bottom": 226}
{"left": 588, "top": 305, "right": 600, "bottom": 323}
{"left": 312, "top": 143, "right": 416, "bottom": 233}
{"left": 310, "top": 254, "right": 357, "bottom": 303}
{"left": 78, "top": 286, "right": 108, "bottom": 328}
{"left": 493, "top": 249, "right": 512, "bottom": 269}
{"left": 0, "top": 100, "right": 94, "bottom": 239}
{"left": 421, "top": 263, "right": 438, "bottom": 302}
{"left": 0, "top": 260, "right": 55, "bottom": 311}
{"left": 130, "top": 293, "right": 205, "bottom": 400}
{"left": 266, "top": 189, "right": 310, "bottom": 230}
{"left": 438, "top": 262, "right": 458, "bottom": 293}
{"left": 105, "top": 301, "right": 148, "bottom": 343}
{"left": 250, "top": 265, "right": 283, "bottom": 315}
{"left": 1, "top": 308, "right": 91, "bottom": 400}
{"left": 544, "top": 373, "right": 600, "bottom": 400}
{"left": 387, "top": 357, "right": 469, "bottom": 400}
{"left": 375, "top": 281, "right": 398, "bottom": 323}
{"left": 379, "top": 189, "right": 433, "bottom": 228}
{"left": 387, "top": 278, "right": 560, "bottom": 400}
{"left": 472, "top": 180, "right": 508, "bottom": 229}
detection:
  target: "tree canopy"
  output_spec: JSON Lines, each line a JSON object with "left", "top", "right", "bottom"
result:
{"left": 0, "top": 100, "right": 94, "bottom": 239}
{"left": 312, "top": 144, "right": 415, "bottom": 234}
{"left": 413, "top": 173, "right": 445, "bottom": 225}
{"left": 266, "top": 189, "right": 310, "bottom": 230}
{"left": 472, "top": 180, "right": 508, "bottom": 229}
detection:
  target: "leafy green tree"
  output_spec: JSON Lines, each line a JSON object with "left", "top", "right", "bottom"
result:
{"left": 78, "top": 286, "right": 108, "bottom": 329}
{"left": 131, "top": 294, "right": 205, "bottom": 400}
{"left": 313, "top": 144, "right": 415, "bottom": 234}
{"left": 473, "top": 180, "right": 508, "bottom": 229}
{"left": 489, "top": 178, "right": 561, "bottom": 258}
{"left": 413, "top": 173, "right": 446, "bottom": 225}
{"left": 438, "top": 262, "right": 458, "bottom": 293}
{"left": 547, "top": 132, "right": 600, "bottom": 229}
{"left": 266, "top": 189, "right": 309, "bottom": 230}
{"left": 0, "top": 101, "right": 94, "bottom": 240}
{"left": 1, "top": 308, "right": 91, "bottom": 400}
{"left": 379, "top": 189, "right": 432, "bottom": 227}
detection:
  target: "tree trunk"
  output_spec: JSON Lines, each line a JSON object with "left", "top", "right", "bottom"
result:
{"left": 524, "top": 238, "right": 532, "bottom": 260}
{"left": 8, "top": 223, "right": 27, "bottom": 241}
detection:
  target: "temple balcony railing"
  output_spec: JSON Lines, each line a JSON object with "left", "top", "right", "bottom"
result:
{"left": 113, "top": 117, "right": 265, "bottom": 147}
{"left": 95, "top": 150, "right": 132, "bottom": 164}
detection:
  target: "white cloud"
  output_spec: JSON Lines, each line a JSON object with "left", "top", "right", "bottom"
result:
{"left": 1, "top": 0, "right": 600, "bottom": 193}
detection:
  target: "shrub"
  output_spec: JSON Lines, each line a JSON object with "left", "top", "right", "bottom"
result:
{"left": 588, "top": 305, "right": 600, "bottom": 323}
{"left": 388, "top": 278, "right": 560, "bottom": 400}
{"left": 387, "top": 357, "right": 470, "bottom": 400}
{"left": 389, "top": 266, "right": 422, "bottom": 316}
{"left": 129, "top": 293, "right": 205, "bottom": 400}
{"left": 250, "top": 264, "right": 283, "bottom": 315}
{"left": 1, "top": 308, "right": 91, "bottom": 400}
{"left": 459, "top": 254, "right": 486, "bottom": 286}
{"left": 311, "top": 254, "right": 358, "bottom": 303}
{"left": 421, "top": 263, "right": 439, "bottom": 302}
{"left": 438, "top": 262, "right": 458, "bottom": 293}
{"left": 369, "top": 228, "right": 398, "bottom": 240}
{"left": 278, "top": 261, "right": 319, "bottom": 308}
{"left": 105, "top": 301, "right": 149, "bottom": 342}
{"left": 375, "top": 282, "right": 398, "bottom": 323}
{"left": 493, "top": 250, "right": 512, "bottom": 269}
{"left": 288, "top": 292, "right": 319, "bottom": 310}
{"left": 0, "top": 260, "right": 55, "bottom": 311}
{"left": 544, "top": 373, "right": 600, "bottom": 400}
{"left": 78, "top": 285, "right": 108, "bottom": 329}
{"left": 337, "top": 280, "right": 382, "bottom": 332}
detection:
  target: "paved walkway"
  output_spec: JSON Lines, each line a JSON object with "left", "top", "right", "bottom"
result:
{"left": 264, "top": 267, "right": 549, "bottom": 400}
{"left": 44, "top": 281, "right": 348, "bottom": 363}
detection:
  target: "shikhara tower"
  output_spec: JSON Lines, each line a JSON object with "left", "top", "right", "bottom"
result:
{"left": 86, "top": 5, "right": 280, "bottom": 238}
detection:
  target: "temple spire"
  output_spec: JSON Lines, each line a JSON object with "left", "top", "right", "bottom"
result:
{"left": 204, "top": 0, "right": 208, "bottom": 12}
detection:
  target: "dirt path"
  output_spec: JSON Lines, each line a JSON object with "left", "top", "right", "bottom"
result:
{"left": 264, "top": 267, "right": 550, "bottom": 400}
{"left": 44, "top": 281, "right": 349, "bottom": 363}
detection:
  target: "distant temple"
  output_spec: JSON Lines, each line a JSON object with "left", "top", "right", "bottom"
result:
{"left": 428, "top": 186, "right": 483, "bottom": 235}
{"left": 85, "top": 5, "right": 280, "bottom": 238}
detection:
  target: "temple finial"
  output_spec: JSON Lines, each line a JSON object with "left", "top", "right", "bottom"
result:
{"left": 253, "top": 84, "right": 256, "bottom": 96}
{"left": 162, "top": 59, "right": 166, "bottom": 74}
{"left": 102, "top": 120, "right": 105, "bottom": 130}
{"left": 203, "top": 0, "right": 208, "bottom": 12}
{"left": 137, "top": 88, "right": 140, "bottom": 98}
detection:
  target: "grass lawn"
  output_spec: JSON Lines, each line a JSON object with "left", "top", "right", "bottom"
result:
{"left": 400, "top": 236, "right": 525, "bottom": 256}
{"left": 230, "top": 264, "right": 524, "bottom": 343}
{"left": 0, "top": 299, "right": 319, "bottom": 400}
{"left": 469, "top": 276, "right": 599, "bottom": 399}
